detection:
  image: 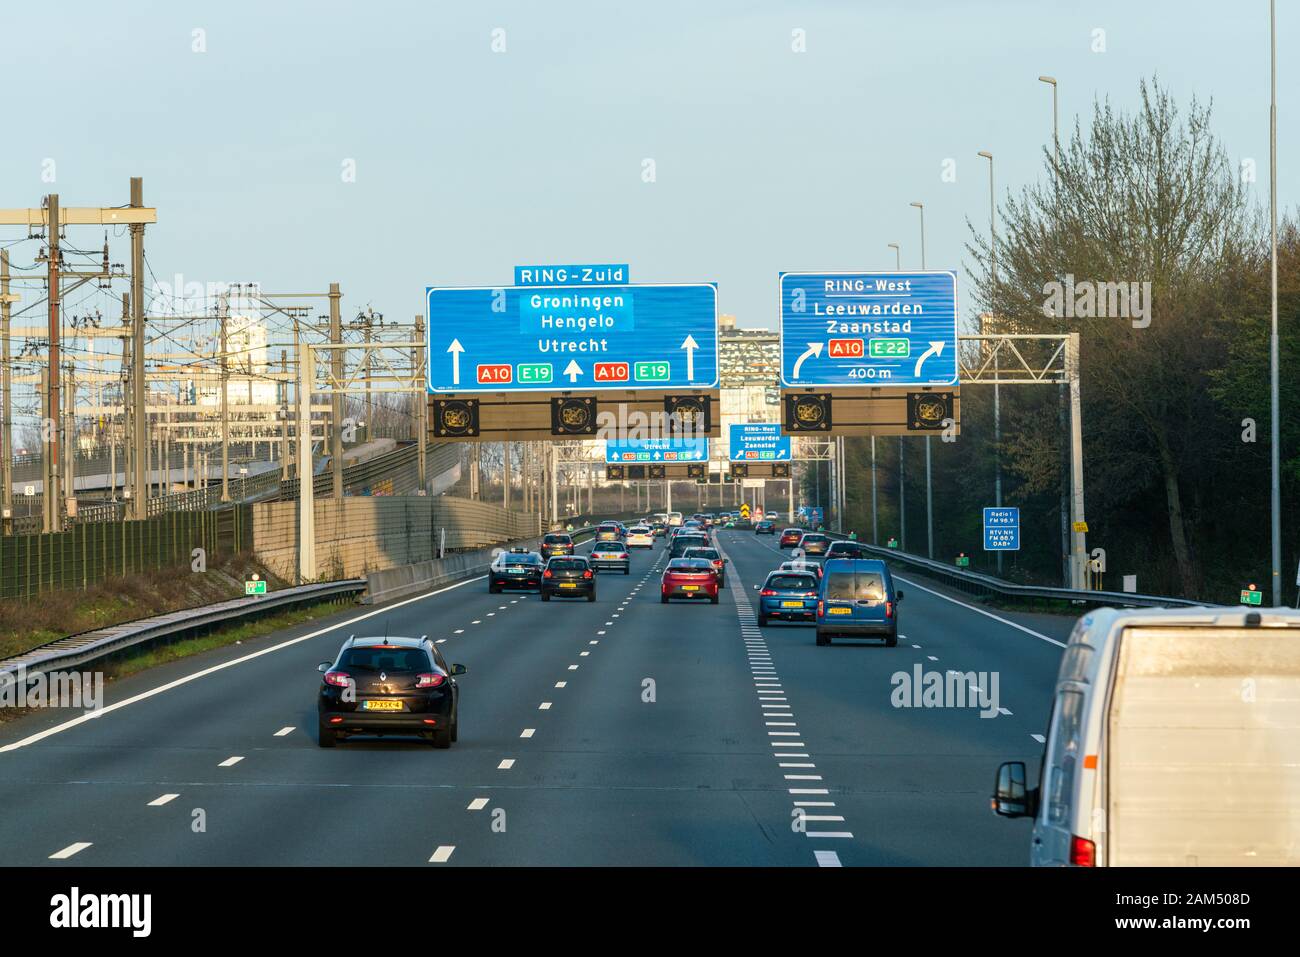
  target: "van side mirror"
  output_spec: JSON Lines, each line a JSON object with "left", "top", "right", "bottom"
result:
{"left": 317, "top": 662, "right": 331, "bottom": 673}
{"left": 992, "top": 761, "right": 1037, "bottom": 818}
{"left": 450, "top": 663, "right": 467, "bottom": 676}
{"left": 895, "top": 590, "right": 904, "bottom": 602}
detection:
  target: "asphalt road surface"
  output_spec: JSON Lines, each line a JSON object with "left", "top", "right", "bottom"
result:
{"left": 0, "top": 530, "right": 1075, "bottom": 866}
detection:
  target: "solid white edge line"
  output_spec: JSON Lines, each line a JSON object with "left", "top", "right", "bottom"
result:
{"left": 893, "top": 574, "right": 1066, "bottom": 648}
{"left": 0, "top": 574, "right": 489, "bottom": 754}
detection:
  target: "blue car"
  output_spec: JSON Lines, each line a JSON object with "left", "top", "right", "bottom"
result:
{"left": 815, "top": 558, "right": 902, "bottom": 647}
{"left": 757, "top": 568, "right": 820, "bottom": 626}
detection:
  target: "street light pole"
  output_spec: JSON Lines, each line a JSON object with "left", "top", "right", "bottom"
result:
{"left": 911, "top": 201, "right": 934, "bottom": 559}
{"left": 1269, "top": 0, "right": 1281, "bottom": 604}
{"left": 1040, "top": 74, "right": 1069, "bottom": 587}
{"left": 887, "top": 242, "right": 901, "bottom": 270}
{"left": 978, "top": 150, "right": 1003, "bottom": 575}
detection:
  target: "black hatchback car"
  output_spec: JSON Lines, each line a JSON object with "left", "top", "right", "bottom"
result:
{"left": 317, "top": 635, "right": 465, "bottom": 749}
{"left": 489, "top": 548, "right": 544, "bottom": 593}
{"left": 541, "top": 556, "right": 596, "bottom": 601}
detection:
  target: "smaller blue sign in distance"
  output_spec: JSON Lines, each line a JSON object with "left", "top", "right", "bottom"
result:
{"left": 779, "top": 270, "right": 959, "bottom": 387}
{"left": 515, "top": 264, "right": 629, "bottom": 286}
{"left": 728, "top": 423, "right": 792, "bottom": 462}
{"left": 983, "top": 507, "right": 1020, "bottom": 551}
{"left": 605, "top": 436, "right": 708, "bottom": 464}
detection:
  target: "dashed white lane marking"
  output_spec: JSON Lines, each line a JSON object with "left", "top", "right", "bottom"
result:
{"left": 498, "top": 759, "right": 515, "bottom": 769}
{"left": 597, "top": 630, "right": 607, "bottom": 635}
{"left": 784, "top": 774, "right": 823, "bottom": 780}
{"left": 218, "top": 756, "right": 244, "bottom": 767}
{"left": 926, "top": 655, "right": 938, "bottom": 661}
{"left": 789, "top": 787, "right": 830, "bottom": 795}
{"left": 148, "top": 794, "right": 179, "bottom": 806}
{"left": 998, "top": 707, "right": 1013, "bottom": 716}
{"left": 804, "top": 815, "right": 846, "bottom": 822}
{"left": 498, "top": 605, "right": 507, "bottom": 610}
{"left": 274, "top": 726, "right": 295, "bottom": 737}
{"left": 807, "top": 832, "right": 854, "bottom": 838}
{"left": 1030, "top": 733, "right": 1046, "bottom": 743}
{"left": 467, "top": 798, "right": 489, "bottom": 811}
{"left": 486, "top": 613, "right": 495, "bottom": 617}
{"left": 472, "top": 620, "right": 482, "bottom": 625}
{"left": 454, "top": 629, "right": 465, "bottom": 635}
{"left": 795, "top": 800, "right": 836, "bottom": 807}
{"left": 780, "top": 762, "right": 817, "bottom": 768}
{"left": 539, "top": 702, "right": 552, "bottom": 710}
{"left": 911, "top": 644, "right": 921, "bottom": 649}
{"left": 815, "top": 850, "right": 843, "bottom": 867}
{"left": 580, "top": 651, "right": 590, "bottom": 657}
{"left": 568, "top": 664, "right": 579, "bottom": 670}
{"left": 436, "top": 638, "right": 447, "bottom": 644}
{"left": 555, "top": 681, "right": 567, "bottom": 688}
{"left": 429, "top": 845, "right": 455, "bottom": 863}
{"left": 589, "top": 640, "right": 599, "bottom": 645}
{"left": 49, "top": 842, "right": 92, "bottom": 860}
{"left": 520, "top": 728, "right": 536, "bottom": 738}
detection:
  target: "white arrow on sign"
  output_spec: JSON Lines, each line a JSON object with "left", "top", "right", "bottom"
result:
{"left": 447, "top": 339, "right": 465, "bottom": 385}
{"left": 792, "top": 342, "right": 823, "bottom": 380}
{"left": 913, "top": 340, "right": 946, "bottom": 378}
{"left": 680, "top": 335, "right": 699, "bottom": 380}
{"left": 563, "top": 360, "right": 583, "bottom": 383}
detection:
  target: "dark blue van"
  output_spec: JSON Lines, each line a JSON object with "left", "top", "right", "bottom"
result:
{"left": 815, "top": 558, "right": 902, "bottom": 646}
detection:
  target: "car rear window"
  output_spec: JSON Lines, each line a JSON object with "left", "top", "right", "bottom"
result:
{"left": 825, "top": 570, "right": 885, "bottom": 600}
{"left": 669, "top": 559, "right": 713, "bottom": 571}
{"left": 769, "top": 574, "right": 816, "bottom": 590}
{"left": 802, "top": 534, "right": 829, "bottom": 544}
{"left": 339, "top": 647, "right": 432, "bottom": 672}
{"left": 549, "top": 558, "right": 588, "bottom": 571}
{"left": 544, "top": 534, "right": 571, "bottom": 544}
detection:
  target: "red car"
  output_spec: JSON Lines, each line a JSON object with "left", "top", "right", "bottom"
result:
{"left": 660, "top": 558, "right": 720, "bottom": 604}
{"left": 779, "top": 528, "right": 803, "bottom": 549}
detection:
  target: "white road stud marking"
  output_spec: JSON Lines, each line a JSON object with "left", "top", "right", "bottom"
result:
{"left": 467, "top": 798, "right": 489, "bottom": 811}
{"left": 429, "top": 845, "right": 455, "bottom": 863}
{"left": 218, "top": 756, "right": 244, "bottom": 767}
{"left": 274, "top": 727, "right": 294, "bottom": 737}
{"left": 148, "top": 794, "right": 179, "bottom": 806}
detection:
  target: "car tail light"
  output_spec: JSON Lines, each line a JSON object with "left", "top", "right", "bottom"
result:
{"left": 323, "top": 670, "right": 351, "bottom": 688}
{"left": 416, "top": 673, "right": 446, "bottom": 688}
{"left": 760, "top": 589, "right": 776, "bottom": 596}
{"left": 328, "top": 716, "right": 344, "bottom": 724}
{"left": 1070, "top": 835, "right": 1096, "bottom": 867}
{"left": 583, "top": 570, "right": 593, "bottom": 579}
{"left": 817, "top": 600, "right": 824, "bottom": 616}
{"left": 543, "top": 569, "right": 553, "bottom": 578}
{"left": 422, "top": 718, "right": 438, "bottom": 725}
{"left": 885, "top": 601, "right": 894, "bottom": 618}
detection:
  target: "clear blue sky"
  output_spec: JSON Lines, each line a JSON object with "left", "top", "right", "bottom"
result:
{"left": 2, "top": 0, "right": 1292, "bottom": 331}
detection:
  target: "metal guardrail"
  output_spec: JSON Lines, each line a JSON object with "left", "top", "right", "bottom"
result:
{"left": 0, "top": 578, "right": 365, "bottom": 683}
{"left": 805, "top": 530, "right": 1214, "bottom": 609}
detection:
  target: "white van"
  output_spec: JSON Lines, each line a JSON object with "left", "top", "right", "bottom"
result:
{"left": 666, "top": 511, "right": 683, "bottom": 527}
{"left": 993, "top": 605, "right": 1300, "bottom": 866}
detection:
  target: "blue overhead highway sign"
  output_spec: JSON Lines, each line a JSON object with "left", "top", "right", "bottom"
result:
{"left": 605, "top": 436, "right": 708, "bottom": 463}
{"left": 728, "top": 423, "right": 791, "bottom": 462}
{"left": 779, "top": 270, "right": 959, "bottom": 387}
{"left": 427, "top": 283, "right": 718, "bottom": 394}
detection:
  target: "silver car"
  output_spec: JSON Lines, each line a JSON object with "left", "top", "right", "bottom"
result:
{"left": 588, "top": 542, "right": 631, "bottom": 575}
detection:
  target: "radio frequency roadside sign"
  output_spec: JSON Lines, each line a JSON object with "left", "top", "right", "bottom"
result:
{"left": 605, "top": 436, "right": 709, "bottom": 463}
{"left": 983, "top": 506, "right": 1020, "bottom": 551}
{"left": 427, "top": 283, "right": 718, "bottom": 393}
{"left": 779, "top": 271, "right": 959, "bottom": 387}
{"left": 728, "top": 423, "right": 792, "bottom": 462}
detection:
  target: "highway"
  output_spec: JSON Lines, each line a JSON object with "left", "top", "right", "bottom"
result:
{"left": 0, "top": 530, "right": 1073, "bottom": 867}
